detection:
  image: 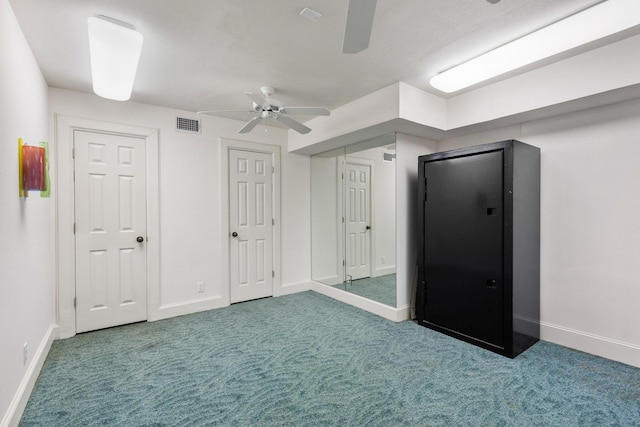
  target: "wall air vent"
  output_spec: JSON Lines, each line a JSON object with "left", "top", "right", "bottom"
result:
{"left": 176, "top": 116, "right": 201, "bottom": 134}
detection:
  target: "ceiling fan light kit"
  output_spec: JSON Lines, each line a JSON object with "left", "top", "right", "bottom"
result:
{"left": 430, "top": 0, "right": 640, "bottom": 93}
{"left": 87, "top": 16, "right": 143, "bottom": 101}
{"left": 198, "top": 86, "right": 330, "bottom": 134}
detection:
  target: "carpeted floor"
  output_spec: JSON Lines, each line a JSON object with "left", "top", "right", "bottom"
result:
{"left": 20, "top": 291, "right": 640, "bottom": 426}
{"left": 333, "top": 273, "right": 396, "bottom": 306}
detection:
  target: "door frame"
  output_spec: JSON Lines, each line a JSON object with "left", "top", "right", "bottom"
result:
{"left": 220, "top": 138, "right": 281, "bottom": 301}
{"left": 55, "top": 115, "right": 160, "bottom": 338}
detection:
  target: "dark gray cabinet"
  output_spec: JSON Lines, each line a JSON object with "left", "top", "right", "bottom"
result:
{"left": 417, "top": 140, "right": 540, "bottom": 358}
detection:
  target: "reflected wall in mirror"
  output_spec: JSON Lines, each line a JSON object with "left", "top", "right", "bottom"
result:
{"left": 311, "top": 135, "right": 396, "bottom": 307}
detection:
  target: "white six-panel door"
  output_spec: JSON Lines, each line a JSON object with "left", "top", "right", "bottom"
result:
{"left": 345, "top": 162, "right": 371, "bottom": 280}
{"left": 74, "top": 130, "right": 147, "bottom": 333}
{"left": 229, "top": 149, "right": 274, "bottom": 303}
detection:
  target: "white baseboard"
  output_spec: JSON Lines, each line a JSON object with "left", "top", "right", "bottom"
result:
{"left": 2, "top": 325, "right": 58, "bottom": 427}
{"left": 311, "top": 275, "right": 342, "bottom": 286}
{"left": 310, "top": 281, "right": 410, "bottom": 322}
{"left": 151, "top": 282, "right": 312, "bottom": 321}
{"left": 151, "top": 296, "right": 228, "bottom": 322}
{"left": 274, "top": 281, "right": 311, "bottom": 297}
{"left": 372, "top": 266, "right": 396, "bottom": 278}
{"left": 540, "top": 321, "right": 640, "bottom": 368}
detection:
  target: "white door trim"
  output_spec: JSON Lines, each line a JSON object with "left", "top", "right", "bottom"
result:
{"left": 220, "top": 138, "right": 281, "bottom": 301}
{"left": 55, "top": 115, "right": 160, "bottom": 338}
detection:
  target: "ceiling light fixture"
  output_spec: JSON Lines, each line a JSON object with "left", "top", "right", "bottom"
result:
{"left": 88, "top": 16, "right": 143, "bottom": 101}
{"left": 430, "top": 0, "right": 640, "bottom": 93}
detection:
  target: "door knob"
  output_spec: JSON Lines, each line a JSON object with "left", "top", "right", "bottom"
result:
{"left": 231, "top": 232, "right": 238, "bottom": 238}
{"left": 136, "top": 236, "right": 144, "bottom": 243}
{"left": 366, "top": 225, "right": 371, "bottom": 230}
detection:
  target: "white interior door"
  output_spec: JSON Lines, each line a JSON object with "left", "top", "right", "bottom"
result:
{"left": 229, "top": 149, "right": 274, "bottom": 303}
{"left": 74, "top": 130, "right": 147, "bottom": 333}
{"left": 345, "top": 162, "right": 371, "bottom": 280}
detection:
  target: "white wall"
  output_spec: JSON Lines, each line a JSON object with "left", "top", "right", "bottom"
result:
{"left": 49, "top": 88, "right": 311, "bottom": 325}
{"left": 396, "top": 134, "right": 437, "bottom": 309}
{"left": 0, "top": 0, "right": 55, "bottom": 424}
{"left": 438, "top": 99, "right": 640, "bottom": 366}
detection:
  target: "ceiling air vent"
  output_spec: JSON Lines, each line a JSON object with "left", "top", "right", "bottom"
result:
{"left": 176, "top": 116, "right": 201, "bottom": 134}
{"left": 383, "top": 152, "right": 396, "bottom": 162}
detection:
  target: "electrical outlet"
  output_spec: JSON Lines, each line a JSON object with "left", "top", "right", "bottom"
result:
{"left": 23, "top": 343, "right": 28, "bottom": 365}
{"left": 196, "top": 281, "right": 205, "bottom": 293}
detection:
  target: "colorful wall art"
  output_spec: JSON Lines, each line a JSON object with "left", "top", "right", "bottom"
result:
{"left": 18, "top": 138, "right": 50, "bottom": 198}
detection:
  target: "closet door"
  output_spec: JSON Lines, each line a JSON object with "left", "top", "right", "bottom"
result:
{"left": 423, "top": 150, "right": 504, "bottom": 348}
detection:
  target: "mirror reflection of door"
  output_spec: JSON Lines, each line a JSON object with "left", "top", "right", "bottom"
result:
{"left": 345, "top": 161, "right": 372, "bottom": 281}
{"left": 311, "top": 134, "right": 397, "bottom": 308}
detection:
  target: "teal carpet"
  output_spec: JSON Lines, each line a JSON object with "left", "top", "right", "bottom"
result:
{"left": 334, "top": 274, "right": 397, "bottom": 306}
{"left": 20, "top": 292, "right": 640, "bottom": 426}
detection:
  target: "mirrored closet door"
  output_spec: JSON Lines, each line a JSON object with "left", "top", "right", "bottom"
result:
{"left": 311, "top": 134, "right": 397, "bottom": 307}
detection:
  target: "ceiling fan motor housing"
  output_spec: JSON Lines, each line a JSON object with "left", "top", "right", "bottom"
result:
{"left": 253, "top": 102, "right": 278, "bottom": 113}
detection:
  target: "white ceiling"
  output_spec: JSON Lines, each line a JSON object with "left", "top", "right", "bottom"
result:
{"left": 10, "top": 0, "right": 607, "bottom": 118}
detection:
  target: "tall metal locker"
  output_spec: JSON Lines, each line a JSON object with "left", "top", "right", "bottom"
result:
{"left": 417, "top": 140, "right": 540, "bottom": 358}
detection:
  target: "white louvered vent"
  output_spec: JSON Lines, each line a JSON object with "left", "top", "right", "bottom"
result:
{"left": 176, "top": 117, "right": 201, "bottom": 134}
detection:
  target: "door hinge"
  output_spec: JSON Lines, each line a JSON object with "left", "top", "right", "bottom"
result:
{"left": 272, "top": 270, "right": 275, "bottom": 278}
{"left": 272, "top": 166, "right": 274, "bottom": 174}
{"left": 342, "top": 260, "right": 346, "bottom": 266}
{"left": 73, "top": 297, "right": 76, "bottom": 308}
{"left": 72, "top": 147, "right": 75, "bottom": 159}
{"left": 73, "top": 223, "right": 76, "bottom": 234}
{"left": 272, "top": 218, "right": 275, "bottom": 226}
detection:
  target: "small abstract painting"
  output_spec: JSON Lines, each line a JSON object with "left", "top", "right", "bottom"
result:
{"left": 18, "top": 138, "right": 50, "bottom": 198}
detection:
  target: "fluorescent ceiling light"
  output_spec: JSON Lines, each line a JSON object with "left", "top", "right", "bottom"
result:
{"left": 88, "top": 16, "right": 143, "bottom": 101}
{"left": 430, "top": 0, "right": 640, "bottom": 93}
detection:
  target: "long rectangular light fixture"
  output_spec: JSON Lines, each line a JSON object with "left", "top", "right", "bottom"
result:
{"left": 430, "top": 0, "right": 640, "bottom": 93}
{"left": 88, "top": 16, "right": 143, "bottom": 101}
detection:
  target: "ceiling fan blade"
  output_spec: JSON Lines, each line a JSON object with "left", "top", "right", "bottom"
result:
{"left": 238, "top": 116, "right": 263, "bottom": 133}
{"left": 280, "top": 107, "right": 330, "bottom": 116}
{"left": 197, "top": 109, "right": 253, "bottom": 115}
{"left": 244, "top": 92, "right": 268, "bottom": 108}
{"left": 342, "top": 0, "right": 377, "bottom": 54}
{"left": 276, "top": 115, "right": 312, "bottom": 134}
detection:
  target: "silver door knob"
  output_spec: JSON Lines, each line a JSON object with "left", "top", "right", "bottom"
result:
{"left": 136, "top": 236, "right": 144, "bottom": 243}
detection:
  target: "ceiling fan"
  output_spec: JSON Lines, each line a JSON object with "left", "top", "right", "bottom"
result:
{"left": 197, "top": 86, "right": 330, "bottom": 134}
{"left": 342, "top": 0, "right": 501, "bottom": 54}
